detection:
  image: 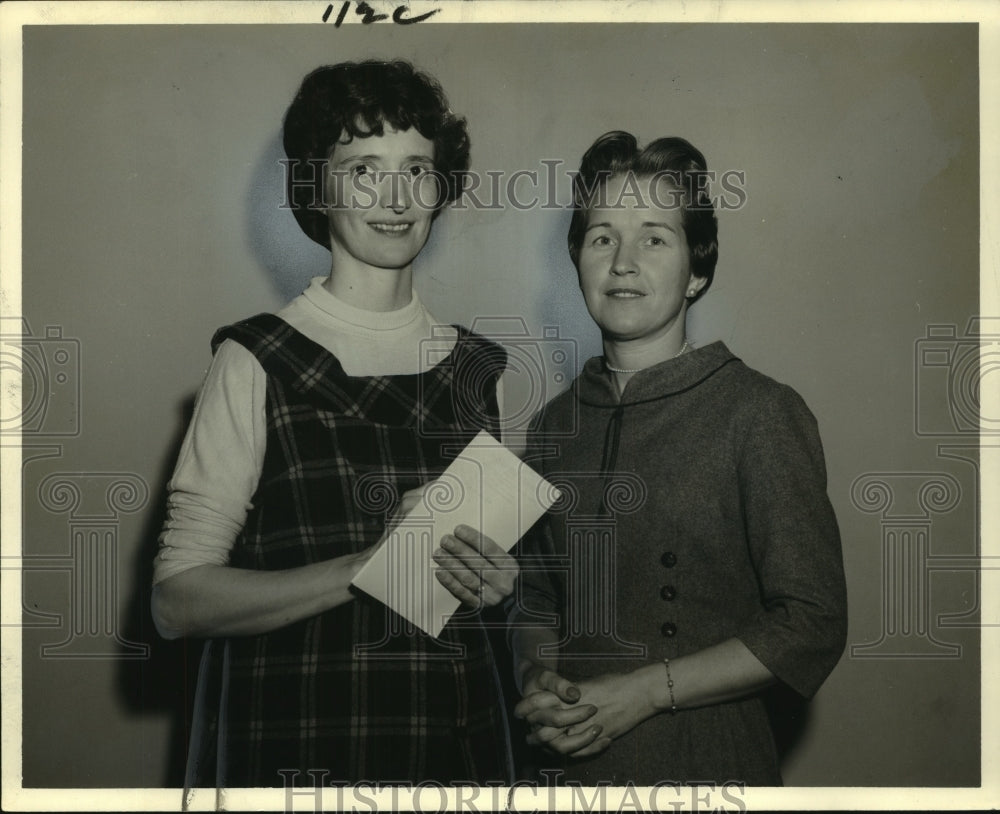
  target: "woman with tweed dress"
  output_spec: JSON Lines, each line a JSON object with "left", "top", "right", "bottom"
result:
{"left": 509, "top": 132, "right": 848, "bottom": 785}
{"left": 151, "top": 61, "right": 516, "bottom": 788}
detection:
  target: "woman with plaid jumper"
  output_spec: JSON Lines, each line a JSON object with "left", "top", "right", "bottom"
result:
{"left": 152, "top": 61, "right": 516, "bottom": 788}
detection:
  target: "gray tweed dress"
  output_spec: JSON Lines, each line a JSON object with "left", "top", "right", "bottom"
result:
{"left": 514, "top": 342, "right": 847, "bottom": 785}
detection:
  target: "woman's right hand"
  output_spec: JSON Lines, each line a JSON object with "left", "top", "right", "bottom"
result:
{"left": 369, "top": 483, "right": 432, "bottom": 547}
{"left": 387, "top": 484, "right": 430, "bottom": 528}
{"left": 513, "top": 665, "right": 604, "bottom": 754}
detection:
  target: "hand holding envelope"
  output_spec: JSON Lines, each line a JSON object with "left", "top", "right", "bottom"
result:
{"left": 384, "top": 485, "right": 517, "bottom": 608}
{"left": 432, "top": 523, "right": 519, "bottom": 608}
{"left": 351, "top": 431, "right": 561, "bottom": 637}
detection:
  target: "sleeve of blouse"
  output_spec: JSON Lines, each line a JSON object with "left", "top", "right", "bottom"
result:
{"left": 152, "top": 339, "right": 267, "bottom": 585}
{"left": 733, "top": 383, "right": 848, "bottom": 699}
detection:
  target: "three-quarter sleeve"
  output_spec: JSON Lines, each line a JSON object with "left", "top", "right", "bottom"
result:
{"left": 733, "top": 383, "right": 848, "bottom": 699}
{"left": 152, "top": 340, "right": 267, "bottom": 585}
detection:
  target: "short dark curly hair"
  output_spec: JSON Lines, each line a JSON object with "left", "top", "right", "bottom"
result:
{"left": 567, "top": 131, "right": 719, "bottom": 302}
{"left": 282, "top": 59, "right": 471, "bottom": 249}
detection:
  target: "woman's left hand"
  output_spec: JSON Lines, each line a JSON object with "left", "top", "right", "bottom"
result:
{"left": 549, "top": 668, "right": 662, "bottom": 758}
{"left": 432, "top": 525, "right": 518, "bottom": 607}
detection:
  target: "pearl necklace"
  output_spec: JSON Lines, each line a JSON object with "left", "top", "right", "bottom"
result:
{"left": 605, "top": 341, "right": 691, "bottom": 374}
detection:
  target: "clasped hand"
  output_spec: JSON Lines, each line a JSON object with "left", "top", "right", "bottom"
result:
{"left": 388, "top": 483, "right": 518, "bottom": 607}
{"left": 513, "top": 666, "right": 660, "bottom": 758}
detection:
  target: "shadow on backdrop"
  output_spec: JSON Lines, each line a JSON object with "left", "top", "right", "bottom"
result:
{"left": 763, "top": 681, "right": 811, "bottom": 770}
{"left": 245, "top": 130, "right": 328, "bottom": 303}
{"left": 117, "top": 394, "right": 199, "bottom": 786}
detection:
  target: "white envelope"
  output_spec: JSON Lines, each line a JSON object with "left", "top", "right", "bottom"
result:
{"left": 350, "top": 430, "right": 560, "bottom": 638}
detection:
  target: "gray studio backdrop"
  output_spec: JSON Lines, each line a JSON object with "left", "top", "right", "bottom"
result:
{"left": 17, "top": 23, "right": 979, "bottom": 786}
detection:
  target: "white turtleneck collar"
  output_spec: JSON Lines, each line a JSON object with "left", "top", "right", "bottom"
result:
{"left": 277, "top": 277, "right": 457, "bottom": 376}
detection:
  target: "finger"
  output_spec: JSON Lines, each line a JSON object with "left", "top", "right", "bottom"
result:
{"left": 480, "top": 570, "right": 516, "bottom": 605}
{"left": 534, "top": 669, "right": 582, "bottom": 704}
{"left": 524, "top": 703, "right": 598, "bottom": 729}
{"left": 434, "top": 567, "right": 481, "bottom": 608}
{"left": 478, "top": 581, "right": 504, "bottom": 608}
{"left": 552, "top": 725, "right": 605, "bottom": 755}
{"left": 452, "top": 525, "right": 514, "bottom": 564}
{"left": 396, "top": 481, "right": 432, "bottom": 512}
{"left": 527, "top": 724, "right": 603, "bottom": 754}
{"left": 525, "top": 725, "right": 563, "bottom": 746}
{"left": 434, "top": 541, "right": 515, "bottom": 604}
{"left": 455, "top": 536, "right": 518, "bottom": 585}
{"left": 432, "top": 548, "right": 482, "bottom": 592}
{"left": 437, "top": 535, "right": 493, "bottom": 572}
{"left": 568, "top": 735, "right": 613, "bottom": 758}
{"left": 397, "top": 491, "right": 425, "bottom": 516}
{"left": 513, "top": 691, "right": 565, "bottom": 720}
{"left": 451, "top": 524, "right": 489, "bottom": 552}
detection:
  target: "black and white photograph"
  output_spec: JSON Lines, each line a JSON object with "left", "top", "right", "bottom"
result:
{"left": 1, "top": 1, "right": 995, "bottom": 810}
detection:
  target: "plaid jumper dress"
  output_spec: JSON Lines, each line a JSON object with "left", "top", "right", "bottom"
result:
{"left": 187, "top": 314, "right": 513, "bottom": 788}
